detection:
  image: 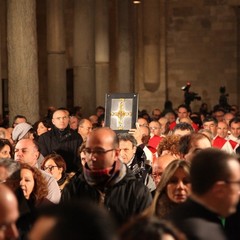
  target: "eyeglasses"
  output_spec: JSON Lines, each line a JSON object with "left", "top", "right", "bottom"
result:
{"left": 43, "top": 165, "right": 58, "bottom": 171}
{"left": 83, "top": 148, "right": 115, "bottom": 156}
{"left": 149, "top": 127, "right": 160, "bottom": 130}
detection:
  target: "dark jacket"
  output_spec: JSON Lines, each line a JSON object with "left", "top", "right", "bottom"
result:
{"left": 38, "top": 125, "right": 83, "bottom": 172}
{"left": 225, "top": 201, "right": 240, "bottom": 240}
{"left": 166, "top": 198, "right": 228, "bottom": 240}
{"left": 60, "top": 165, "right": 152, "bottom": 226}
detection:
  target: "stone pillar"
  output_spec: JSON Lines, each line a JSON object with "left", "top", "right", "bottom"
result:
{"left": 117, "top": 0, "right": 132, "bottom": 92}
{"left": 0, "top": 1, "right": 2, "bottom": 118}
{"left": 236, "top": 7, "right": 240, "bottom": 106}
{"left": 73, "top": 0, "right": 95, "bottom": 117}
{"left": 109, "top": 0, "right": 132, "bottom": 93}
{"left": 0, "top": 0, "right": 7, "bottom": 119}
{"left": 142, "top": 0, "right": 160, "bottom": 91}
{"left": 7, "top": 0, "right": 39, "bottom": 124}
{"left": 47, "top": 0, "right": 66, "bottom": 108}
{"left": 95, "top": 0, "right": 109, "bottom": 106}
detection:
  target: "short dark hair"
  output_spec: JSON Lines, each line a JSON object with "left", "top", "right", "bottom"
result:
{"left": 202, "top": 116, "right": 218, "bottom": 125}
{"left": 229, "top": 117, "right": 240, "bottom": 127}
{"left": 177, "top": 104, "right": 191, "bottom": 113}
{"left": 173, "top": 122, "right": 194, "bottom": 133}
{"left": 117, "top": 133, "right": 137, "bottom": 147}
{"left": 190, "top": 148, "right": 235, "bottom": 195}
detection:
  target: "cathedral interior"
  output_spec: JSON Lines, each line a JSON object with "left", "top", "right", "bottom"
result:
{"left": 0, "top": 0, "right": 240, "bottom": 124}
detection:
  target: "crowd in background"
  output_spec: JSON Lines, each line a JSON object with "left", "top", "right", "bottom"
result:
{"left": 0, "top": 100, "right": 239, "bottom": 240}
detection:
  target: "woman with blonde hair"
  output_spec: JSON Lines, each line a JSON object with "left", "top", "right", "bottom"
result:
{"left": 145, "top": 160, "right": 191, "bottom": 219}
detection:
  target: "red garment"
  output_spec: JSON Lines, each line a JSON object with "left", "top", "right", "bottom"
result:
{"left": 212, "top": 136, "right": 239, "bottom": 153}
{"left": 148, "top": 135, "right": 163, "bottom": 150}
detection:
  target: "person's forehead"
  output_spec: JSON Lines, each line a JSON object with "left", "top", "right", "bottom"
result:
{"left": 87, "top": 129, "right": 114, "bottom": 144}
{"left": 149, "top": 122, "right": 160, "bottom": 127}
{"left": 178, "top": 107, "right": 187, "bottom": 113}
{"left": 231, "top": 122, "right": 240, "bottom": 128}
{"left": 16, "top": 140, "right": 35, "bottom": 150}
{"left": 119, "top": 140, "right": 132, "bottom": 146}
{"left": 53, "top": 110, "right": 68, "bottom": 117}
{"left": 21, "top": 168, "right": 33, "bottom": 176}
{"left": 153, "top": 109, "right": 161, "bottom": 114}
{"left": 45, "top": 159, "right": 56, "bottom": 165}
{"left": 204, "top": 121, "right": 215, "bottom": 126}
{"left": 218, "top": 122, "right": 228, "bottom": 128}
{"left": 83, "top": 121, "right": 92, "bottom": 127}
{"left": 138, "top": 118, "right": 148, "bottom": 124}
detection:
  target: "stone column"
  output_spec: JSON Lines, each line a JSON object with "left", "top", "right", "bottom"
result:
{"left": 47, "top": 0, "right": 66, "bottom": 108}
{"left": 109, "top": 0, "right": 132, "bottom": 93}
{"left": 73, "top": 0, "right": 95, "bottom": 117}
{"left": 236, "top": 7, "right": 240, "bottom": 106}
{"left": 0, "top": 1, "right": 2, "bottom": 118}
{"left": 117, "top": 0, "right": 132, "bottom": 92}
{"left": 142, "top": 0, "right": 160, "bottom": 91}
{"left": 95, "top": 0, "right": 109, "bottom": 106}
{"left": 7, "top": 0, "right": 39, "bottom": 124}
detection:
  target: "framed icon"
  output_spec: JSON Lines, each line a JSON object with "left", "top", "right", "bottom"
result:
{"left": 104, "top": 93, "right": 139, "bottom": 133}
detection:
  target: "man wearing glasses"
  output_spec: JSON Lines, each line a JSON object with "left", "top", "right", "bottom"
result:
{"left": 61, "top": 127, "right": 152, "bottom": 226}
{"left": 38, "top": 108, "right": 83, "bottom": 173}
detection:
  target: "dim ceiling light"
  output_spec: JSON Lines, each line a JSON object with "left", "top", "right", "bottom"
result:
{"left": 133, "top": 0, "right": 141, "bottom": 4}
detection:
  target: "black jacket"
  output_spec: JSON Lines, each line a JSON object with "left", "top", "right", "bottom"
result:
{"left": 60, "top": 166, "right": 152, "bottom": 226}
{"left": 38, "top": 125, "right": 83, "bottom": 172}
{"left": 166, "top": 198, "right": 228, "bottom": 240}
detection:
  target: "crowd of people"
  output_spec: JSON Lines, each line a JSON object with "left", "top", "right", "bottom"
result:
{"left": 0, "top": 101, "right": 239, "bottom": 240}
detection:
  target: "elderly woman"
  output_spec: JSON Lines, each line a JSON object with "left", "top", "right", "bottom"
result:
{"left": 41, "top": 153, "right": 75, "bottom": 191}
{"left": 145, "top": 160, "right": 191, "bottom": 219}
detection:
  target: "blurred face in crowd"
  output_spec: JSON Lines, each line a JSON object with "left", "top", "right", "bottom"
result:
{"left": 223, "top": 113, "right": 234, "bottom": 126}
{"left": 20, "top": 168, "right": 34, "bottom": 200}
{"left": 136, "top": 118, "right": 148, "bottom": 127}
{"left": 69, "top": 116, "right": 79, "bottom": 131}
{"left": 178, "top": 107, "right": 189, "bottom": 120}
{"left": 78, "top": 119, "right": 93, "bottom": 141}
{"left": 149, "top": 121, "right": 161, "bottom": 137}
{"left": 42, "top": 159, "right": 62, "bottom": 181}
{"left": 0, "top": 144, "right": 11, "bottom": 159}
{"left": 203, "top": 121, "right": 217, "bottom": 136}
{"left": 14, "top": 139, "right": 39, "bottom": 166}
{"left": 119, "top": 140, "right": 136, "bottom": 164}
{"left": 217, "top": 121, "right": 228, "bottom": 139}
{"left": 230, "top": 122, "right": 240, "bottom": 138}
{"left": 37, "top": 122, "right": 49, "bottom": 136}
{"left": 166, "top": 167, "right": 191, "bottom": 203}
{"left": 85, "top": 128, "right": 119, "bottom": 170}
{"left": 52, "top": 110, "right": 69, "bottom": 130}
{"left": 13, "top": 117, "right": 26, "bottom": 128}
{"left": 0, "top": 185, "right": 19, "bottom": 240}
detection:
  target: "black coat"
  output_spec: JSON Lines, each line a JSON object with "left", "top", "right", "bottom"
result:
{"left": 38, "top": 126, "right": 83, "bottom": 172}
{"left": 60, "top": 167, "right": 152, "bottom": 226}
{"left": 166, "top": 198, "right": 228, "bottom": 240}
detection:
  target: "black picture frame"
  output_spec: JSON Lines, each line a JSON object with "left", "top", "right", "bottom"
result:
{"left": 104, "top": 93, "right": 139, "bottom": 133}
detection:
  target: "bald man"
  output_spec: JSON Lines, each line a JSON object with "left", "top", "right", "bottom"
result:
{"left": 0, "top": 184, "right": 19, "bottom": 240}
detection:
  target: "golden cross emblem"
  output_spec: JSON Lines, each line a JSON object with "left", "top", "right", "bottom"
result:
{"left": 111, "top": 98, "right": 132, "bottom": 130}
